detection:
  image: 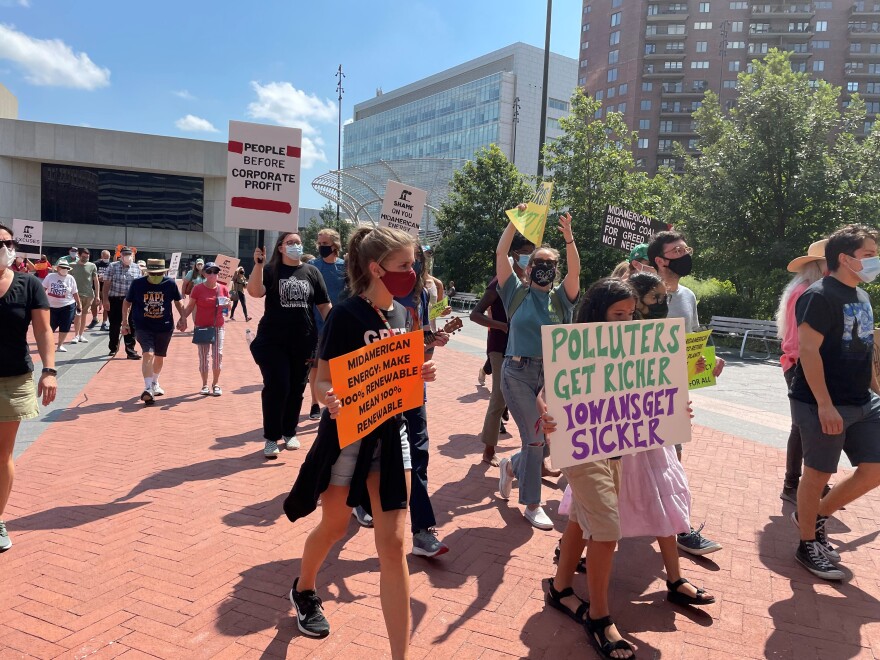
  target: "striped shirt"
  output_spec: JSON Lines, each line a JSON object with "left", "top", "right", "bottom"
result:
{"left": 104, "top": 260, "right": 142, "bottom": 297}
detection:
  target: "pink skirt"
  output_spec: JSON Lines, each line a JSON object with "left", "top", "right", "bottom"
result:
{"left": 618, "top": 446, "right": 691, "bottom": 539}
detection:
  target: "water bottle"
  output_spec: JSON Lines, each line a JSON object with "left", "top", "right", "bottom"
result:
{"left": 245, "top": 329, "right": 254, "bottom": 345}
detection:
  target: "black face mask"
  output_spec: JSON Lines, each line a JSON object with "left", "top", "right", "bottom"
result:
{"left": 530, "top": 264, "right": 557, "bottom": 286}
{"left": 644, "top": 301, "right": 669, "bottom": 319}
{"left": 666, "top": 253, "right": 693, "bottom": 277}
{"left": 318, "top": 245, "right": 334, "bottom": 258}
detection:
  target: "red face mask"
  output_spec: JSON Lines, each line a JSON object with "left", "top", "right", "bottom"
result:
{"left": 380, "top": 268, "right": 416, "bottom": 297}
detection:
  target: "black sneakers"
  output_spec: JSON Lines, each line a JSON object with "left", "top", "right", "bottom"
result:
{"left": 309, "top": 404, "right": 321, "bottom": 420}
{"left": 796, "top": 540, "right": 844, "bottom": 580}
{"left": 290, "top": 577, "right": 330, "bottom": 638}
{"left": 790, "top": 512, "right": 841, "bottom": 563}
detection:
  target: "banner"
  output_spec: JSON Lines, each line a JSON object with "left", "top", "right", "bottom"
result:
{"left": 506, "top": 182, "right": 553, "bottom": 246}
{"left": 378, "top": 180, "right": 427, "bottom": 238}
{"left": 168, "top": 252, "right": 182, "bottom": 279}
{"left": 329, "top": 331, "right": 425, "bottom": 447}
{"left": 12, "top": 219, "right": 42, "bottom": 258}
{"left": 213, "top": 254, "right": 240, "bottom": 286}
{"left": 542, "top": 319, "right": 691, "bottom": 468}
{"left": 601, "top": 205, "right": 671, "bottom": 253}
{"left": 225, "top": 120, "right": 302, "bottom": 232}
{"left": 428, "top": 296, "right": 449, "bottom": 321}
{"left": 685, "top": 330, "right": 716, "bottom": 390}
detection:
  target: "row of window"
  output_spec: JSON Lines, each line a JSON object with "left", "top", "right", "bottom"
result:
{"left": 637, "top": 138, "right": 701, "bottom": 151}
{"left": 594, "top": 84, "right": 629, "bottom": 102}
{"left": 847, "top": 81, "right": 880, "bottom": 93}
{"left": 584, "top": 0, "right": 840, "bottom": 15}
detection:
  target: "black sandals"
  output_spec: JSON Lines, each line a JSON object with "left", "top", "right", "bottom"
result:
{"left": 666, "top": 577, "right": 716, "bottom": 606}
{"left": 586, "top": 615, "right": 635, "bottom": 659}
{"left": 545, "top": 577, "right": 590, "bottom": 624}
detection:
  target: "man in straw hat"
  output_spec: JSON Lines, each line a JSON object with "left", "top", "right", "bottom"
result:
{"left": 122, "top": 258, "right": 187, "bottom": 406}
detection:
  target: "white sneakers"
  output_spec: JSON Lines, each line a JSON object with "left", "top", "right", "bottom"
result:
{"left": 524, "top": 506, "right": 553, "bottom": 530}
{"left": 498, "top": 458, "right": 553, "bottom": 530}
{"left": 283, "top": 435, "right": 300, "bottom": 450}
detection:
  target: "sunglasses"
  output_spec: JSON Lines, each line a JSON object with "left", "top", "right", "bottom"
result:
{"left": 205, "top": 269, "right": 220, "bottom": 275}
{"left": 0, "top": 239, "right": 15, "bottom": 249}
{"left": 532, "top": 258, "right": 557, "bottom": 268}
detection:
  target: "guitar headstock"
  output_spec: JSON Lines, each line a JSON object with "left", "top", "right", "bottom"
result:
{"left": 423, "top": 316, "right": 464, "bottom": 346}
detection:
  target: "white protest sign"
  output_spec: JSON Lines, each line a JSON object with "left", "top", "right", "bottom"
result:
{"left": 168, "top": 252, "right": 182, "bottom": 279}
{"left": 542, "top": 319, "right": 691, "bottom": 469}
{"left": 12, "top": 219, "right": 42, "bottom": 258}
{"left": 225, "top": 120, "right": 302, "bottom": 232}
{"left": 378, "top": 180, "right": 427, "bottom": 239}
{"left": 213, "top": 254, "right": 240, "bottom": 286}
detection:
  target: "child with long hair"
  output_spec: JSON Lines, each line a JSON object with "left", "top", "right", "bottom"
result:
{"left": 282, "top": 226, "right": 436, "bottom": 660}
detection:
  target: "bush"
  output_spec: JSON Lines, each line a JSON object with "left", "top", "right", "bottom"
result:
{"left": 680, "top": 276, "right": 758, "bottom": 320}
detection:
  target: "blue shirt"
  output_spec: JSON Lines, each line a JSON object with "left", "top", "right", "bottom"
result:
{"left": 313, "top": 257, "right": 346, "bottom": 335}
{"left": 499, "top": 277, "right": 575, "bottom": 358}
{"left": 125, "top": 277, "right": 182, "bottom": 333}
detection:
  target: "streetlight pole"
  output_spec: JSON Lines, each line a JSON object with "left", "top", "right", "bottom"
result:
{"left": 536, "top": 0, "right": 552, "bottom": 180}
{"left": 335, "top": 64, "right": 345, "bottom": 225}
{"left": 512, "top": 96, "right": 521, "bottom": 164}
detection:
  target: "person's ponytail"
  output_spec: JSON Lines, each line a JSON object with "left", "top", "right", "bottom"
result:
{"left": 346, "top": 226, "right": 415, "bottom": 297}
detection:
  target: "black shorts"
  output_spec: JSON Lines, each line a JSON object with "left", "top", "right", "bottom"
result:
{"left": 791, "top": 394, "right": 880, "bottom": 473}
{"left": 137, "top": 330, "right": 174, "bottom": 357}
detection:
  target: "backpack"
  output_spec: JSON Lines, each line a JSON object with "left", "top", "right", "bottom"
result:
{"left": 506, "top": 283, "right": 573, "bottom": 325}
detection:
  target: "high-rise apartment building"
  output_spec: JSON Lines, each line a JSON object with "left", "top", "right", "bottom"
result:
{"left": 579, "top": 1, "right": 880, "bottom": 173}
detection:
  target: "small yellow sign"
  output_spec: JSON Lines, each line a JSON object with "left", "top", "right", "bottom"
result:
{"left": 428, "top": 296, "right": 449, "bottom": 321}
{"left": 686, "top": 330, "right": 716, "bottom": 390}
{"left": 506, "top": 182, "right": 554, "bottom": 246}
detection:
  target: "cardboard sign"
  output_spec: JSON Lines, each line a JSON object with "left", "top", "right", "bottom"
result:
{"left": 225, "top": 120, "right": 302, "bottom": 232}
{"left": 686, "top": 330, "right": 716, "bottom": 390}
{"left": 542, "top": 319, "right": 691, "bottom": 468}
{"left": 12, "top": 219, "right": 42, "bottom": 258}
{"left": 213, "top": 254, "right": 240, "bottom": 286}
{"left": 602, "top": 205, "right": 671, "bottom": 253}
{"left": 506, "top": 182, "right": 553, "bottom": 246}
{"left": 428, "top": 296, "right": 449, "bottom": 321}
{"left": 168, "top": 252, "right": 182, "bottom": 279}
{"left": 329, "top": 331, "right": 425, "bottom": 447}
{"left": 378, "top": 180, "right": 427, "bottom": 238}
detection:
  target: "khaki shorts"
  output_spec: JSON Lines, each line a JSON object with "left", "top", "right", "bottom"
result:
{"left": 562, "top": 459, "right": 622, "bottom": 542}
{"left": 0, "top": 373, "right": 39, "bottom": 422}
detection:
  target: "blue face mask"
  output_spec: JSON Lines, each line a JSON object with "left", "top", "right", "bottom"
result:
{"left": 285, "top": 244, "right": 303, "bottom": 259}
{"left": 850, "top": 255, "right": 880, "bottom": 283}
{"left": 517, "top": 254, "right": 531, "bottom": 269}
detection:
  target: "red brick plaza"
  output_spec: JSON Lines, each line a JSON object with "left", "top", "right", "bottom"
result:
{"left": 2, "top": 296, "right": 880, "bottom": 659}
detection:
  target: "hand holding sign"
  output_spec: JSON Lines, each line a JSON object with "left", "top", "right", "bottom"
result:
{"left": 325, "top": 388, "right": 341, "bottom": 418}
{"left": 421, "top": 360, "right": 437, "bottom": 382}
{"left": 506, "top": 182, "right": 554, "bottom": 246}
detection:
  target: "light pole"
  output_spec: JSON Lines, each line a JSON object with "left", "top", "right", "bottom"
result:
{"left": 536, "top": 0, "right": 552, "bottom": 180}
{"left": 335, "top": 64, "right": 345, "bottom": 225}
{"left": 512, "top": 96, "right": 521, "bottom": 164}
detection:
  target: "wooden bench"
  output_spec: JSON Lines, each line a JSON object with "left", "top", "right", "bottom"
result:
{"left": 709, "top": 316, "right": 780, "bottom": 359}
{"left": 450, "top": 293, "right": 480, "bottom": 312}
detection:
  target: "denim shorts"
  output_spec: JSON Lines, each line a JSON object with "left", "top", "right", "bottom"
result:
{"left": 329, "top": 419, "right": 411, "bottom": 487}
{"left": 791, "top": 394, "right": 880, "bottom": 473}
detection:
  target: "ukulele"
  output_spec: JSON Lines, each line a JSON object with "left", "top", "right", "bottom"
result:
{"left": 424, "top": 317, "right": 463, "bottom": 346}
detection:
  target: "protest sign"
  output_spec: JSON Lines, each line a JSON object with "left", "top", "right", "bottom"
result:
{"left": 225, "top": 120, "right": 302, "bottom": 232}
{"left": 428, "top": 296, "right": 449, "bottom": 321}
{"left": 329, "top": 331, "right": 425, "bottom": 447}
{"left": 213, "top": 254, "right": 240, "bottom": 286}
{"left": 685, "top": 330, "right": 716, "bottom": 390}
{"left": 12, "top": 219, "right": 42, "bottom": 258}
{"left": 167, "top": 252, "right": 182, "bottom": 279}
{"left": 602, "top": 205, "right": 671, "bottom": 253}
{"left": 506, "top": 182, "right": 553, "bottom": 246}
{"left": 378, "top": 180, "right": 427, "bottom": 238}
{"left": 542, "top": 319, "right": 691, "bottom": 468}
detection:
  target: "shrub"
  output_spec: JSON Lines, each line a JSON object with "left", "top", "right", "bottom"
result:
{"left": 680, "top": 276, "right": 757, "bottom": 320}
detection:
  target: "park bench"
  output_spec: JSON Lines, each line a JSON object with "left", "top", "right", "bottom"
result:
{"left": 709, "top": 316, "right": 780, "bottom": 359}
{"left": 450, "top": 293, "right": 480, "bottom": 312}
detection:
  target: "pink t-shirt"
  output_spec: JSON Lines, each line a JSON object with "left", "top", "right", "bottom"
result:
{"left": 190, "top": 282, "right": 229, "bottom": 328}
{"left": 780, "top": 281, "right": 810, "bottom": 373}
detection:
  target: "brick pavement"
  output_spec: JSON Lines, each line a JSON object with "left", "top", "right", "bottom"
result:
{"left": 2, "top": 296, "right": 880, "bottom": 659}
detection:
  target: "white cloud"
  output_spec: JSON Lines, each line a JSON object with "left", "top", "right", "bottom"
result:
{"left": 175, "top": 114, "right": 219, "bottom": 133}
{"left": 173, "top": 89, "right": 195, "bottom": 100}
{"left": 246, "top": 81, "right": 337, "bottom": 169}
{"left": 0, "top": 23, "right": 110, "bottom": 89}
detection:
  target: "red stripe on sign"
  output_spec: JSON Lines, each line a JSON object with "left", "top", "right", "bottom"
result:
{"left": 231, "top": 197, "right": 292, "bottom": 214}
{"left": 228, "top": 141, "right": 244, "bottom": 154}
{"left": 287, "top": 146, "right": 301, "bottom": 158}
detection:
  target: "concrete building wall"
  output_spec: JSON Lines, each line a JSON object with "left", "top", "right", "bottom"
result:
{"left": 0, "top": 84, "right": 17, "bottom": 120}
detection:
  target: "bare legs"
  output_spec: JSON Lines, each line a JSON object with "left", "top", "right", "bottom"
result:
{"left": 0, "top": 421, "right": 20, "bottom": 519}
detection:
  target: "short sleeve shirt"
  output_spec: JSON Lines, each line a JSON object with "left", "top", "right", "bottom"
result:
{"left": 42, "top": 273, "right": 78, "bottom": 308}
{"left": 94, "top": 259, "right": 111, "bottom": 282}
{"left": 790, "top": 276, "right": 874, "bottom": 406}
{"left": 259, "top": 263, "right": 330, "bottom": 345}
{"left": 70, "top": 261, "right": 98, "bottom": 298}
{"left": 320, "top": 296, "right": 411, "bottom": 363}
{"left": 190, "top": 283, "right": 229, "bottom": 328}
{"left": 486, "top": 276, "right": 509, "bottom": 355}
{"left": 499, "top": 277, "right": 576, "bottom": 358}
{"left": 126, "top": 277, "right": 182, "bottom": 333}
{"left": 0, "top": 272, "right": 50, "bottom": 377}
{"left": 312, "top": 258, "right": 347, "bottom": 305}
{"left": 666, "top": 284, "right": 699, "bottom": 333}
{"left": 105, "top": 260, "right": 143, "bottom": 297}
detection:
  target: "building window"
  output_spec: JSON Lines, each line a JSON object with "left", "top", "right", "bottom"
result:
{"left": 641, "top": 99, "right": 652, "bottom": 110}
{"left": 608, "top": 86, "right": 616, "bottom": 98}
{"left": 580, "top": 59, "right": 589, "bottom": 68}
{"left": 814, "top": 1, "right": 831, "bottom": 7}
{"left": 619, "top": 83, "right": 628, "bottom": 95}
{"left": 688, "top": 138, "right": 700, "bottom": 150}
{"left": 669, "top": 24, "right": 686, "bottom": 34}
{"left": 728, "top": 41, "right": 745, "bottom": 48}
{"left": 868, "top": 82, "right": 880, "bottom": 93}
{"left": 658, "top": 139, "right": 673, "bottom": 151}
{"left": 618, "top": 102, "right": 627, "bottom": 113}
{"left": 610, "top": 30, "right": 621, "bottom": 45}
{"left": 667, "top": 41, "right": 685, "bottom": 52}
{"left": 792, "top": 62, "right": 807, "bottom": 73}
{"left": 731, "top": 21, "right": 743, "bottom": 32}
{"left": 816, "top": 20, "right": 828, "bottom": 31}
{"left": 813, "top": 60, "right": 825, "bottom": 72}
{"left": 729, "top": 1, "right": 747, "bottom": 7}
{"left": 691, "top": 61, "right": 709, "bottom": 69}
{"left": 595, "top": 108, "right": 603, "bottom": 118}
{"left": 612, "top": 0, "right": 622, "bottom": 6}
{"left": 729, "top": 61, "right": 741, "bottom": 71}
{"left": 659, "top": 120, "right": 673, "bottom": 132}
{"left": 607, "top": 67, "right": 618, "bottom": 82}
{"left": 723, "top": 80, "right": 737, "bottom": 88}
{"left": 751, "top": 23, "right": 770, "bottom": 34}
{"left": 611, "top": 11, "right": 622, "bottom": 27}
{"left": 639, "top": 119, "right": 651, "bottom": 130}
{"left": 748, "top": 42, "right": 769, "bottom": 54}
{"left": 596, "top": 90, "right": 604, "bottom": 101}
{"left": 696, "top": 41, "right": 708, "bottom": 52}
{"left": 789, "top": 21, "right": 811, "bottom": 33}
{"left": 41, "top": 164, "right": 204, "bottom": 232}
{"left": 694, "top": 21, "right": 713, "bottom": 29}
{"left": 638, "top": 138, "right": 649, "bottom": 149}
{"left": 578, "top": 76, "right": 586, "bottom": 85}
{"left": 642, "top": 82, "right": 653, "bottom": 91}
{"left": 645, "top": 43, "right": 656, "bottom": 54}
{"left": 699, "top": 2, "right": 710, "bottom": 12}
{"left": 813, "top": 40, "right": 829, "bottom": 48}
{"left": 581, "top": 41, "right": 589, "bottom": 50}
{"left": 665, "top": 61, "right": 683, "bottom": 70}
{"left": 548, "top": 98, "right": 569, "bottom": 112}
{"left": 584, "top": 4, "right": 591, "bottom": 12}
{"left": 582, "top": 23, "right": 590, "bottom": 31}
{"left": 636, "top": 158, "right": 646, "bottom": 167}
{"left": 608, "top": 49, "right": 620, "bottom": 64}
{"left": 648, "top": 3, "right": 659, "bottom": 15}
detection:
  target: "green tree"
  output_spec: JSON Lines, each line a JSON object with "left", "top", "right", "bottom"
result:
{"left": 543, "top": 88, "right": 668, "bottom": 285}
{"left": 433, "top": 144, "right": 532, "bottom": 291}
{"left": 300, "top": 201, "right": 354, "bottom": 258}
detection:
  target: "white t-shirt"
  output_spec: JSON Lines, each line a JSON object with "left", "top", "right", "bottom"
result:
{"left": 666, "top": 283, "right": 699, "bottom": 333}
{"left": 43, "top": 272, "right": 78, "bottom": 309}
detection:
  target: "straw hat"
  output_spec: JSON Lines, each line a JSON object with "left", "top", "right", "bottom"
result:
{"left": 146, "top": 258, "right": 168, "bottom": 274}
{"left": 787, "top": 239, "right": 829, "bottom": 273}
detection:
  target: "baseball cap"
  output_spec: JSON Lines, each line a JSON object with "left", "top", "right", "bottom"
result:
{"left": 628, "top": 244, "right": 649, "bottom": 263}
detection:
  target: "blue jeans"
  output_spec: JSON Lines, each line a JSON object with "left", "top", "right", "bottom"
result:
{"left": 501, "top": 356, "right": 545, "bottom": 506}
{"left": 405, "top": 405, "right": 436, "bottom": 532}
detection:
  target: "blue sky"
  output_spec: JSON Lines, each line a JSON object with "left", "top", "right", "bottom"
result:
{"left": 0, "top": 0, "right": 581, "bottom": 209}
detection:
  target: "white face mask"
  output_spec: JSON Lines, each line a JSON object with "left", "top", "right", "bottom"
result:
{"left": 122, "top": 255, "right": 133, "bottom": 266}
{"left": 0, "top": 246, "right": 14, "bottom": 269}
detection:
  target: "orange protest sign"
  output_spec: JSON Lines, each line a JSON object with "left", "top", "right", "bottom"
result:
{"left": 329, "top": 331, "right": 425, "bottom": 447}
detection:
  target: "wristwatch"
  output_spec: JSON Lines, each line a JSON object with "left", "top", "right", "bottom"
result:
{"left": 41, "top": 367, "right": 58, "bottom": 376}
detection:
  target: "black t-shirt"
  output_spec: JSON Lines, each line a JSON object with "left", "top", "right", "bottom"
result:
{"left": 95, "top": 259, "right": 111, "bottom": 282}
{"left": 320, "top": 296, "right": 411, "bottom": 363}
{"left": 258, "top": 263, "right": 330, "bottom": 344}
{"left": 790, "top": 276, "right": 874, "bottom": 406}
{"left": 0, "top": 272, "right": 50, "bottom": 377}
{"left": 125, "top": 277, "right": 182, "bottom": 333}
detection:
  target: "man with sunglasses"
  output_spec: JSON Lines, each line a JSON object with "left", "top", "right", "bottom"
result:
{"left": 648, "top": 230, "right": 725, "bottom": 557}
